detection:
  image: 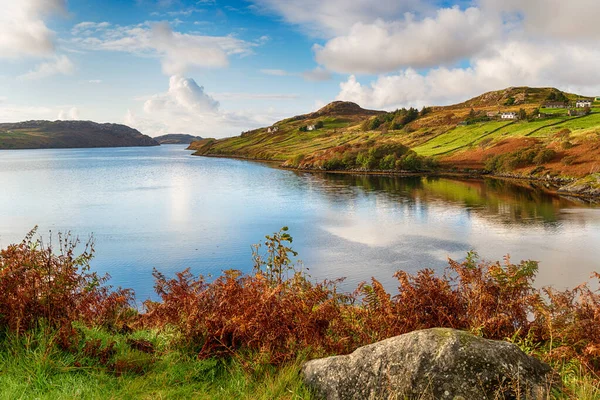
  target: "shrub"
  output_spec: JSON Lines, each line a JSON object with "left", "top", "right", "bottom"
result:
{"left": 322, "top": 157, "right": 344, "bottom": 170}
{"left": 379, "top": 154, "right": 396, "bottom": 170}
{"left": 561, "top": 141, "right": 574, "bottom": 150}
{"left": 533, "top": 149, "right": 556, "bottom": 165}
{"left": 0, "top": 228, "right": 134, "bottom": 334}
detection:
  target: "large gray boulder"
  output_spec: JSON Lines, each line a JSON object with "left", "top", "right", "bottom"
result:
{"left": 302, "top": 328, "right": 555, "bottom": 400}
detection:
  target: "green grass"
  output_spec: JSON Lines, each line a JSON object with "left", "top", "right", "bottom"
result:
{"left": 412, "top": 121, "right": 513, "bottom": 156}
{"left": 0, "top": 327, "right": 312, "bottom": 400}
{"left": 2, "top": 325, "right": 598, "bottom": 399}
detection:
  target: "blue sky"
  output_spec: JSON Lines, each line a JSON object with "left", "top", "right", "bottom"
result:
{"left": 1, "top": 0, "right": 600, "bottom": 137}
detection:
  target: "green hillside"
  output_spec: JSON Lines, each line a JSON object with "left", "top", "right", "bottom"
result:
{"left": 189, "top": 87, "right": 600, "bottom": 195}
{"left": 0, "top": 120, "right": 159, "bottom": 149}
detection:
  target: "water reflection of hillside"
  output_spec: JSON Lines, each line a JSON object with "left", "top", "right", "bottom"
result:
{"left": 294, "top": 172, "right": 593, "bottom": 227}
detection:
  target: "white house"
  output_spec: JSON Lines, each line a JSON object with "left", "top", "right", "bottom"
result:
{"left": 576, "top": 99, "right": 592, "bottom": 108}
{"left": 306, "top": 124, "right": 316, "bottom": 131}
{"left": 500, "top": 112, "right": 517, "bottom": 120}
{"left": 267, "top": 126, "right": 279, "bottom": 133}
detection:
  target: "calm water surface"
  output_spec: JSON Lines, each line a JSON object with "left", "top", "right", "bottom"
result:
{"left": 1, "top": 145, "right": 599, "bottom": 300}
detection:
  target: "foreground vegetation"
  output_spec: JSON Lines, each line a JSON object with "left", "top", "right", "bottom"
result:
{"left": 1, "top": 228, "right": 599, "bottom": 398}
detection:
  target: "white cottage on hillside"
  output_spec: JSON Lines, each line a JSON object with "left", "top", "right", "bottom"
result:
{"left": 306, "top": 124, "right": 316, "bottom": 131}
{"left": 500, "top": 112, "right": 517, "bottom": 120}
{"left": 576, "top": 99, "right": 592, "bottom": 108}
{"left": 267, "top": 126, "right": 279, "bottom": 133}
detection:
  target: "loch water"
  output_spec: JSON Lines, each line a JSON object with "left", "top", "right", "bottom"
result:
{"left": 1, "top": 145, "right": 599, "bottom": 300}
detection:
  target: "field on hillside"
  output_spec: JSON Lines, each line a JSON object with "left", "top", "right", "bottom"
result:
{"left": 190, "top": 88, "right": 600, "bottom": 183}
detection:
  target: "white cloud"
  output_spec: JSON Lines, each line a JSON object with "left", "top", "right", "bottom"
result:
{"left": 144, "top": 75, "right": 220, "bottom": 114}
{"left": 481, "top": 0, "right": 600, "bottom": 41}
{"left": 315, "top": 7, "right": 497, "bottom": 74}
{"left": 71, "top": 21, "right": 111, "bottom": 36}
{"left": 336, "top": 40, "right": 600, "bottom": 110}
{"left": 71, "top": 21, "right": 256, "bottom": 75}
{"left": 250, "top": 0, "right": 430, "bottom": 37}
{"left": 0, "top": 0, "right": 66, "bottom": 58}
{"left": 126, "top": 75, "right": 286, "bottom": 137}
{"left": 57, "top": 107, "right": 80, "bottom": 120}
{"left": 18, "top": 55, "right": 75, "bottom": 80}
{"left": 88, "top": 79, "right": 103, "bottom": 84}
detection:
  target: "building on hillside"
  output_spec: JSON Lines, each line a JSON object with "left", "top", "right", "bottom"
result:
{"left": 267, "top": 126, "right": 279, "bottom": 133}
{"left": 306, "top": 124, "right": 316, "bottom": 131}
{"left": 576, "top": 99, "right": 592, "bottom": 108}
{"left": 486, "top": 111, "right": 499, "bottom": 118}
{"left": 500, "top": 112, "right": 517, "bottom": 120}
{"left": 544, "top": 102, "right": 567, "bottom": 109}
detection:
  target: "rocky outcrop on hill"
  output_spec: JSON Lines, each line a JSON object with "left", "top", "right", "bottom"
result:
{"left": 302, "top": 328, "right": 555, "bottom": 400}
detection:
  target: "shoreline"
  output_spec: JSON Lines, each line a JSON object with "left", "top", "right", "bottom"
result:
{"left": 191, "top": 152, "right": 599, "bottom": 203}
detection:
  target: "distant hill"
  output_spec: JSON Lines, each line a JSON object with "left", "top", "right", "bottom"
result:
{"left": 189, "top": 87, "right": 600, "bottom": 195}
{"left": 0, "top": 120, "right": 158, "bottom": 149}
{"left": 154, "top": 134, "right": 203, "bottom": 144}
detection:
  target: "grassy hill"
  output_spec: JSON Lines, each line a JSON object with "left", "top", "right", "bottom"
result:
{"left": 189, "top": 87, "right": 600, "bottom": 194}
{"left": 0, "top": 120, "right": 159, "bottom": 149}
{"left": 153, "top": 133, "right": 203, "bottom": 144}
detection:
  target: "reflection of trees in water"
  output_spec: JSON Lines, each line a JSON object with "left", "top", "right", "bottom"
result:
{"left": 293, "top": 171, "right": 592, "bottom": 228}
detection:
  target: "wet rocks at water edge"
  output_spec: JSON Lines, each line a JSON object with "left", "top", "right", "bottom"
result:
{"left": 302, "top": 328, "right": 556, "bottom": 400}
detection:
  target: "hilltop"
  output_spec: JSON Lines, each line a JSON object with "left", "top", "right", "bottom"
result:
{"left": 153, "top": 133, "right": 203, "bottom": 145}
{"left": 189, "top": 87, "right": 600, "bottom": 196}
{"left": 0, "top": 120, "right": 158, "bottom": 149}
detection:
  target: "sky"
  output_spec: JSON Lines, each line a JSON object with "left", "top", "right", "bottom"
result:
{"left": 1, "top": 0, "right": 600, "bottom": 138}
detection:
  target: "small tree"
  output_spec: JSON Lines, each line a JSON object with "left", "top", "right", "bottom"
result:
{"left": 518, "top": 108, "right": 528, "bottom": 121}
{"left": 315, "top": 120, "right": 324, "bottom": 129}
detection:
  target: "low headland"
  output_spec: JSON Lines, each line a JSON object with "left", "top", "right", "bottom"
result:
{"left": 153, "top": 133, "right": 204, "bottom": 145}
{"left": 0, "top": 120, "right": 158, "bottom": 149}
{"left": 1, "top": 227, "right": 598, "bottom": 398}
{"left": 189, "top": 87, "right": 600, "bottom": 199}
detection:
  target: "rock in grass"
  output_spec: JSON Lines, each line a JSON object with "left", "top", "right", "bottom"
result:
{"left": 302, "top": 328, "right": 555, "bottom": 400}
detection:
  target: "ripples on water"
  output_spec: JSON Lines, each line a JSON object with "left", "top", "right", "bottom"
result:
{"left": 1, "top": 145, "right": 598, "bottom": 300}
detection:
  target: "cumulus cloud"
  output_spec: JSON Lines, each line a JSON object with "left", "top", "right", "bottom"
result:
{"left": 57, "top": 107, "right": 80, "bottom": 120}
{"left": 126, "top": 75, "right": 282, "bottom": 137}
{"left": 315, "top": 7, "right": 497, "bottom": 74}
{"left": 336, "top": 40, "right": 600, "bottom": 110}
{"left": 144, "top": 75, "right": 220, "bottom": 114}
{"left": 71, "top": 21, "right": 256, "bottom": 75}
{"left": 18, "top": 55, "right": 75, "bottom": 80}
{"left": 482, "top": 0, "right": 600, "bottom": 41}
{"left": 0, "top": 0, "right": 66, "bottom": 58}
